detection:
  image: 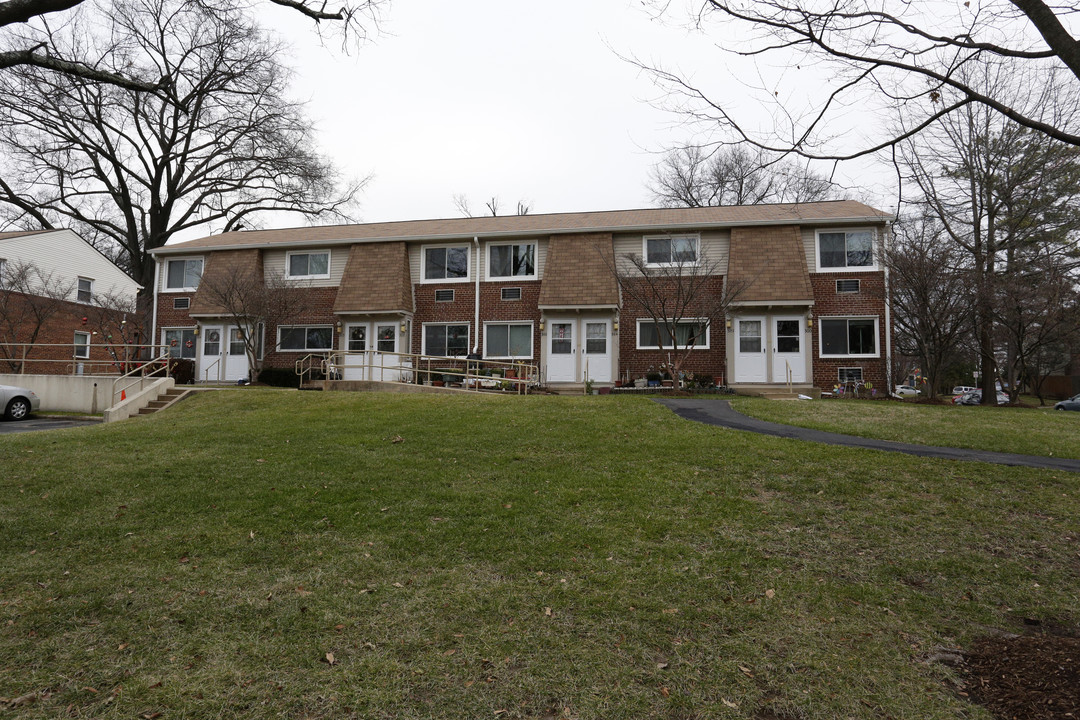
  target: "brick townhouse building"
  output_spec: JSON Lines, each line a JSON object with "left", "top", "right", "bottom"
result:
{"left": 149, "top": 201, "right": 894, "bottom": 392}
{"left": 0, "top": 229, "right": 141, "bottom": 376}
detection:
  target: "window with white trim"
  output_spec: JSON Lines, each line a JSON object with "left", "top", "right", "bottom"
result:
{"left": 73, "top": 331, "right": 90, "bottom": 359}
{"left": 816, "top": 230, "right": 875, "bottom": 270}
{"left": 165, "top": 257, "right": 203, "bottom": 291}
{"left": 838, "top": 367, "right": 864, "bottom": 383}
{"left": 484, "top": 323, "right": 532, "bottom": 359}
{"left": 278, "top": 325, "right": 333, "bottom": 352}
{"left": 644, "top": 235, "right": 699, "bottom": 266}
{"left": 423, "top": 323, "right": 469, "bottom": 356}
{"left": 286, "top": 251, "right": 330, "bottom": 279}
{"left": 820, "top": 317, "right": 878, "bottom": 357}
{"left": 423, "top": 246, "right": 470, "bottom": 282}
{"left": 163, "top": 328, "right": 197, "bottom": 359}
{"left": 636, "top": 319, "right": 710, "bottom": 350}
{"left": 488, "top": 242, "right": 535, "bottom": 279}
{"left": 76, "top": 277, "right": 93, "bottom": 303}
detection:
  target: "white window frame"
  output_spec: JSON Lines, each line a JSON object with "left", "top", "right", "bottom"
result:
{"left": 814, "top": 228, "right": 878, "bottom": 272}
{"left": 162, "top": 327, "right": 197, "bottom": 359}
{"left": 483, "top": 321, "right": 534, "bottom": 360}
{"left": 76, "top": 277, "right": 94, "bottom": 304}
{"left": 421, "top": 322, "right": 471, "bottom": 357}
{"left": 818, "top": 316, "right": 880, "bottom": 358}
{"left": 163, "top": 257, "right": 204, "bottom": 292}
{"left": 643, "top": 234, "right": 700, "bottom": 268}
{"left": 635, "top": 318, "right": 710, "bottom": 350}
{"left": 421, "top": 244, "right": 471, "bottom": 284}
{"left": 276, "top": 325, "right": 334, "bottom": 353}
{"left": 486, "top": 242, "right": 537, "bottom": 280}
{"left": 73, "top": 331, "right": 90, "bottom": 359}
{"left": 285, "top": 250, "right": 331, "bottom": 280}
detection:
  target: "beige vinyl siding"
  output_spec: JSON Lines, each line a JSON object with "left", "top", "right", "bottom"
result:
{"left": 262, "top": 248, "right": 346, "bottom": 287}
{"left": 0, "top": 229, "right": 139, "bottom": 302}
{"left": 612, "top": 230, "right": 729, "bottom": 275}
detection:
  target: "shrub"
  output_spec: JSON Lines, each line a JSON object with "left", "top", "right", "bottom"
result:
{"left": 258, "top": 367, "right": 301, "bottom": 388}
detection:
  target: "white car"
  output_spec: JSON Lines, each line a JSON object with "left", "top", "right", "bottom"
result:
{"left": 1, "top": 384, "right": 41, "bottom": 420}
{"left": 951, "top": 386, "right": 975, "bottom": 395}
{"left": 894, "top": 385, "right": 920, "bottom": 397}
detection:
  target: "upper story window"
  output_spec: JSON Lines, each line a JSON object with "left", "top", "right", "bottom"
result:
{"left": 488, "top": 242, "right": 536, "bottom": 279}
{"left": 165, "top": 257, "right": 203, "bottom": 291}
{"left": 645, "top": 235, "right": 699, "bottom": 266}
{"left": 423, "top": 245, "right": 470, "bottom": 282}
{"left": 77, "top": 277, "right": 93, "bottom": 303}
{"left": 286, "top": 250, "right": 330, "bottom": 279}
{"left": 817, "top": 229, "right": 875, "bottom": 271}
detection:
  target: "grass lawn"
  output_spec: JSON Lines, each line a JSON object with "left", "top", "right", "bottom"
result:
{"left": 2, "top": 390, "right": 1078, "bottom": 719}
{"left": 731, "top": 395, "right": 1080, "bottom": 459}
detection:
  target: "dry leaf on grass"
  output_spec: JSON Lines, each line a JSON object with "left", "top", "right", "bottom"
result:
{"left": 324, "top": 652, "right": 336, "bottom": 666}
{"left": 722, "top": 698, "right": 738, "bottom": 708}
{"left": 765, "top": 588, "right": 775, "bottom": 599}
{"left": 659, "top": 686, "right": 670, "bottom": 698}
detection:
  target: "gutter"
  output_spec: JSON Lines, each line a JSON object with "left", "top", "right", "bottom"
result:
{"left": 883, "top": 222, "right": 893, "bottom": 392}
{"left": 473, "top": 236, "right": 480, "bottom": 354}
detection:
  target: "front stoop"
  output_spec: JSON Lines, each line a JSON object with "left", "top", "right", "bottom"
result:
{"left": 137, "top": 387, "right": 194, "bottom": 415}
{"left": 731, "top": 384, "right": 821, "bottom": 399}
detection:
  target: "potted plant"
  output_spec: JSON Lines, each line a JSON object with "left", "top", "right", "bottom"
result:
{"left": 646, "top": 371, "right": 662, "bottom": 387}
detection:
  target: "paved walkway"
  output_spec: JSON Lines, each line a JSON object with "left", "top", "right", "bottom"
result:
{"left": 0, "top": 416, "right": 101, "bottom": 435}
{"left": 656, "top": 398, "right": 1080, "bottom": 473}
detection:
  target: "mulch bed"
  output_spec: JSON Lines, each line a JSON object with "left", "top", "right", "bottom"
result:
{"left": 963, "top": 634, "right": 1080, "bottom": 719}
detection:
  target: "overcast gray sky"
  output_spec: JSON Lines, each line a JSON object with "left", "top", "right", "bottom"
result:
{"left": 265, "top": 1, "right": 887, "bottom": 224}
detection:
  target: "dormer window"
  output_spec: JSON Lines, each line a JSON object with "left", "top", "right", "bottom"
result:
{"left": 644, "top": 235, "right": 699, "bottom": 266}
{"left": 286, "top": 251, "right": 330, "bottom": 279}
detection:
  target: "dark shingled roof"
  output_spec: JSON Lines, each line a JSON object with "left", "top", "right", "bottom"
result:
{"left": 333, "top": 242, "right": 413, "bottom": 314}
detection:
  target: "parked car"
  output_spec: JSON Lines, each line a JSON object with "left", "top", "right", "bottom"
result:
{"left": 951, "top": 386, "right": 975, "bottom": 395}
{"left": 894, "top": 384, "right": 920, "bottom": 397}
{"left": 1054, "top": 394, "right": 1080, "bottom": 411}
{"left": 956, "top": 389, "right": 1010, "bottom": 406}
{"left": 0, "top": 384, "right": 41, "bottom": 420}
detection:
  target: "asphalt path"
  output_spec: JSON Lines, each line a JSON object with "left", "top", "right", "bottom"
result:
{"left": 656, "top": 398, "right": 1080, "bottom": 473}
{"left": 0, "top": 416, "right": 101, "bottom": 435}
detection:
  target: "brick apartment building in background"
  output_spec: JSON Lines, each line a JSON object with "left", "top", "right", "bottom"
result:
{"left": 0, "top": 229, "right": 141, "bottom": 376}
{"left": 149, "top": 201, "right": 894, "bottom": 393}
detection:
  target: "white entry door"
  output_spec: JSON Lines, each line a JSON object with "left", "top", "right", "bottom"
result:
{"left": 772, "top": 316, "right": 806, "bottom": 383}
{"left": 734, "top": 317, "right": 768, "bottom": 383}
{"left": 582, "top": 318, "right": 612, "bottom": 383}
{"left": 199, "top": 325, "right": 223, "bottom": 382}
{"left": 342, "top": 323, "right": 369, "bottom": 380}
{"left": 224, "top": 327, "right": 250, "bottom": 381}
{"left": 372, "top": 323, "right": 401, "bottom": 382}
{"left": 547, "top": 321, "right": 577, "bottom": 382}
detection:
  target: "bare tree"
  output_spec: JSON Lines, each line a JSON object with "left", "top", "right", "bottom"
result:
{"left": 192, "top": 265, "right": 310, "bottom": 380}
{"left": 80, "top": 287, "right": 145, "bottom": 372}
{"left": 0, "top": 0, "right": 363, "bottom": 302}
{"left": 0, "top": 259, "right": 75, "bottom": 371}
{"left": 885, "top": 215, "right": 971, "bottom": 399}
{"left": 642, "top": 0, "right": 1080, "bottom": 159}
{"left": 649, "top": 144, "right": 840, "bottom": 207}
{"left": 0, "top": 0, "right": 386, "bottom": 89}
{"left": 453, "top": 194, "right": 532, "bottom": 217}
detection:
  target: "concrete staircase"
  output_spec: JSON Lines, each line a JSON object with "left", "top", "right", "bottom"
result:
{"left": 137, "top": 387, "right": 191, "bottom": 415}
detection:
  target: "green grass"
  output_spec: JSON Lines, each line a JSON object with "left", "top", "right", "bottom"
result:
{"left": 730, "top": 395, "right": 1080, "bottom": 459}
{"left": 2, "top": 390, "right": 1078, "bottom": 719}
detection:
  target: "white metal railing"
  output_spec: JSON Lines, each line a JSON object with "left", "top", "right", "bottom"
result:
{"left": 110, "top": 349, "right": 172, "bottom": 406}
{"left": 202, "top": 357, "right": 221, "bottom": 383}
{"left": 0, "top": 341, "right": 160, "bottom": 376}
{"left": 319, "top": 349, "right": 539, "bottom": 394}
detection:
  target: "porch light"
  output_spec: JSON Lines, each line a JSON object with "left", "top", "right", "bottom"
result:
{"left": 193, "top": 326, "right": 200, "bottom": 336}
{"left": 806, "top": 312, "right": 813, "bottom": 329}
{"left": 399, "top": 320, "right": 407, "bottom": 334}
{"left": 335, "top": 320, "right": 343, "bottom": 334}
{"left": 538, "top": 321, "right": 545, "bottom": 333}
{"left": 725, "top": 319, "right": 732, "bottom": 329}
{"left": 612, "top": 320, "right": 619, "bottom": 334}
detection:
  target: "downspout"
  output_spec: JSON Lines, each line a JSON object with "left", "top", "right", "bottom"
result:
{"left": 473, "top": 236, "right": 481, "bottom": 354}
{"left": 883, "top": 221, "right": 893, "bottom": 393}
{"left": 150, "top": 257, "right": 160, "bottom": 353}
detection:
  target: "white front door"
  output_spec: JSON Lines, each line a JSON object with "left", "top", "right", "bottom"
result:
{"left": 199, "top": 326, "right": 223, "bottom": 382}
{"left": 582, "top": 318, "right": 612, "bottom": 383}
{"left": 772, "top": 316, "right": 806, "bottom": 383}
{"left": 547, "top": 321, "right": 577, "bottom": 382}
{"left": 343, "top": 323, "right": 369, "bottom": 381}
{"left": 734, "top": 317, "right": 768, "bottom": 383}
{"left": 372, "top": 323, "right": 401, "bottom": 382}
{"left": 224, "top": 327, "right": 250, "bottom": 381}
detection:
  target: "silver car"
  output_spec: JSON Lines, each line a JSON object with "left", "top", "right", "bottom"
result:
{"left": 1, "top": 384, "right": 41, "bottom": 420}
{"left": 1054, "top": 394, "right": 1080, "bottom": 411}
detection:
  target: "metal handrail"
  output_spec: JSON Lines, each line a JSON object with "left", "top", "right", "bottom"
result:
{"left": 0, "top": 342, "right": 161, "bottom": 375}
{"left": 294, "top": 354, "right": 325, "bottom": 385}
{"left": 203, "top": 357, "right": 221, "bottom": 383}
{"left": 325, "top": 349, "right": 539, "bottom": 394}
{"left": 110, "top": 350, "right": 172, "bottom": 406}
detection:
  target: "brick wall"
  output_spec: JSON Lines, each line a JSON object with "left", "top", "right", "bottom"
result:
{"left": 809, "top": 272, "right": 890, "bottom": 391}
{"left": 411, "top": 280, "right": 543, "bottom": 359}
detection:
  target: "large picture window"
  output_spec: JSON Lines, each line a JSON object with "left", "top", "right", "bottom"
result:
{"left": 424, "top": 323, "right": 469, "bottom": 356}
{"left": 644, "top": 235, "right": 698, "bottom": 266}
{"left": 286, "top": 251, "right": 330, "bottom": 279}
{"left": 820, "top": 317, "right": 878, "bottom": 357}
{"left": 488, "top": 243, "right": 535, "bottom": 279}
{"left": 423, "top": 246, "right": 470, "bottom": 282}
{"left": 278, "top": 326, "right": 333, "bottom": 352}
{"left": 163, "top": 328, "right": 197, "bottom": 359}
{"left": 165, "top": 257, "right": 203, "bottom": 291}
{"left": 485, "top": 323, "right": 532, "bottom": 358}
{"left": 636, "top": 320, "right": 709, "bottom": 350}
{"left": 817, "top": 230, "right": 875, "bottom": 270}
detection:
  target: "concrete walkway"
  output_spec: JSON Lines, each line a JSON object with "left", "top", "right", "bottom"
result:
{"left": 656, "top": 398, "right": 1080, "bottom": 473}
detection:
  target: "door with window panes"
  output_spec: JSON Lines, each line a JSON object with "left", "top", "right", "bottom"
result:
{"left": 224, "top": 327, "right": 250, "bottom": 381}
{"left": 545, "top": 316, "right": 613, "bottom": 383}
{"left": 547, "top": 319, "right": 576, "bottom": 382}
{"left": 771, "top": 316, "right": 806, "bottom": 383}
{"left": 199, "top": 326, "right": 223, "bottom": 381}
{"left": 582, "top": 317, "right": 612, "bottom": 383}
{"left": 733, "top": 317, "right": 767, "bottom": 383}
{"left": 342, "top": 321, "right": 407, "bottom": 382}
